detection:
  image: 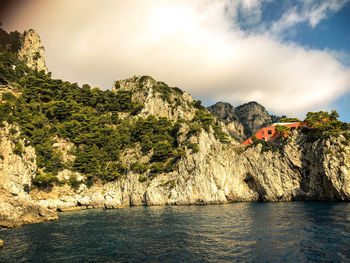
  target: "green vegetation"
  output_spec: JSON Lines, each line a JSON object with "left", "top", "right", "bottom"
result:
{"left": 247, "top": 135, "right": 280, "bottom": 153}
{"left": 68, "top": 174, "right": 81, "bottom": 189}
{"left": 152, "top": 142, "right": 174, "bottom": 162}
{"left": 130, "top": 162, "right": 148, "bottom": 174}
{"left": 275, "top": 125, "right": 291, "bottom": 134}
{"left": 191, "top": 109, "right": 229, "bottom": 143}
{"left": 343, "top": 132, "right": 350, "bottom": 141}
{"left": 187, "top": 143, "right": 200, "bottom": 153}
{"left": 279, "top": 117, "right": 301, "bottom": 122}
{"left": 13, "top": 142, "right": 24, "bottom": 156}
{"left": 2, "top": 92, "right": 17, "bottom": 102}
{"left": 32, "top": 172, "right": 58, "bottom": 188}
{"left": 33, "top": 51, "right": 41, "bottom": 61}
{"left": 138, "top": 175, "right": 147, "bottom": 182}
{"left": 150, "top": 162, "right": 165, "bottom": 174}
{"left": 0, "top": 27, "right": 22, "bottom": 53}
{"left": 302, "top": 110, "right": 349, "bottom": 142}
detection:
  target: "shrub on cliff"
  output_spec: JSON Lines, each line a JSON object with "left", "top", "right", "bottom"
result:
{"left": 303, "top": 110, "right": 348, "bottom": 142}
{"left": 130, "top": 162, "right": 148, "bottom": 174}
{"left": 279, "top": 117, "right": 301, "bottom": 122}
{"left": 150, "top": 162, "right": 165, "bottom": 174}
{"left": 275, "top": 125, "right": 291, "bottom": 134}
{"left": 33, "top": 172, "right": 58, "bottom": 187}
{"left": 191, "top": 109, "right": 229, "bottom": 144}
{"left": 151, "top": 142, "right": 174, "bottom": 162}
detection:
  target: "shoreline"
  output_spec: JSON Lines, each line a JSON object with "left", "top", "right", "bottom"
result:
{"left": 2, "top": 199, "right": 349, "bottom": 230}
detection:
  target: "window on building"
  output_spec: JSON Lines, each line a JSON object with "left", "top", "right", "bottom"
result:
{"left": 291, "top": 127, "right": 296, "bottom": 130}
{"left": 268, "top": 130, "right": 272, "bottom": 135}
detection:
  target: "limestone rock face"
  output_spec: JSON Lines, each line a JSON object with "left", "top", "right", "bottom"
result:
{"left": 0, "top": 123, "right": 57, "bottom": 228}
{"left": 207, "top": 102, "right": 245, "bottom": 141}
{"left": 17, "top": 29, "right": 48, "bottom": 73}
{"left": 208, "top": 101, "right": 281, "bottom": 140}
{"left": 113, "top": 76, "right": 196, "bottom": 122}
{"left": 234, "top": 101, "right": 274, "bottom": 138}
{"left": 31, "top": 129, "right": 350, "bottom": 211}
{"left": 207, "top": 102, "right": 238, "bottom": 123}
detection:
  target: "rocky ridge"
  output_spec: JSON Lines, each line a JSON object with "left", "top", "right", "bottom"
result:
{"left": 113, "top": 76, "right": 196, "bottom": 122}
{"left": 208, "top": 101, "right": 281, "bottom": 140}
{"left": 207, "top": 102, "right": 245, "bottom": 141}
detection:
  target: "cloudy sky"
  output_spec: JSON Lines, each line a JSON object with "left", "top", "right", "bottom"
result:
{"left": 2, "top": 0, "right": 350, "bottom": 120}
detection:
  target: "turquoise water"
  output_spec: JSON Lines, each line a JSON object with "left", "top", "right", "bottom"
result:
{"left": 1, "top": 202, "right": 350, "bottom": 262}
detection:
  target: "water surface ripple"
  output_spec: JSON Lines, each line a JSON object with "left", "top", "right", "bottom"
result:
{"left": 1, "top": 202, "right": 350, "bottom": 262}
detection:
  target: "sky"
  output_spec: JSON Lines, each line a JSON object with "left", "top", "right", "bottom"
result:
{"left": 1, "top": 0, "right": 350, "bottom": 121}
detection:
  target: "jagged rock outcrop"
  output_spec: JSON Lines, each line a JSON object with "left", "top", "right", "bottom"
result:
{"left": 113, "top": 76, "right": 196, "bottom": 121}
{"left": 0, "top": 123, "right": 57, "bottom": 228}
{"left": 234, "top": 101, "right": 274, "bottom": 138}
{"left": 208, "top": 101, "right": 281, "bottom": 140}
{"left": 207, "top": 102, "right": 245, "bottom": 141}
{"left": 17, "top": 29, "right": 48, "bottom": 73}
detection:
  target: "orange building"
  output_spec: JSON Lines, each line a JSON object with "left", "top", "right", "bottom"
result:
{"left": 242, "top": 122, "right": 305, "bottom": 145}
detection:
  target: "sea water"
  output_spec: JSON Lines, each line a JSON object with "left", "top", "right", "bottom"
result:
{"left": 1, "top": 202, "right": 350, "bottom": 262}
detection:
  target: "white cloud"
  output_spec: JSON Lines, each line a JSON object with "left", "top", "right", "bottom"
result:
{"left": 3, "top": 0, "right": 350, "bottom": 116}
{"left": 271, "top": 0, "right": 348, "bottom": 34}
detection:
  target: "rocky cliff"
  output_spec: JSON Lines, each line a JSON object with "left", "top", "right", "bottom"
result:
{"left": 207, "top": 102, "right": 245, "bottom": 141}
{"left": 28, "top": 123, "right": 350, "bottom": 211}
{"left": 208, "top": 101, "right": 281, "bottom": 140}
{"left": 0, "top": 123, "right": 57, "bottom": 228}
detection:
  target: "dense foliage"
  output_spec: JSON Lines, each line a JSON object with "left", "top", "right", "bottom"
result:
{"left": 0, "top": 27, "right": 22, "bottom": 53}
{"left": 302, "top": 110, "right": 349, "bottom": 142}
{"left": 279, "top": 117, "right": 301, "bottom": 122}
{"left": 275, "top": 124, "right": 291, "bottom": 134}
{"left": 191, "top": 109, "right": 229, "bottom": 144}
